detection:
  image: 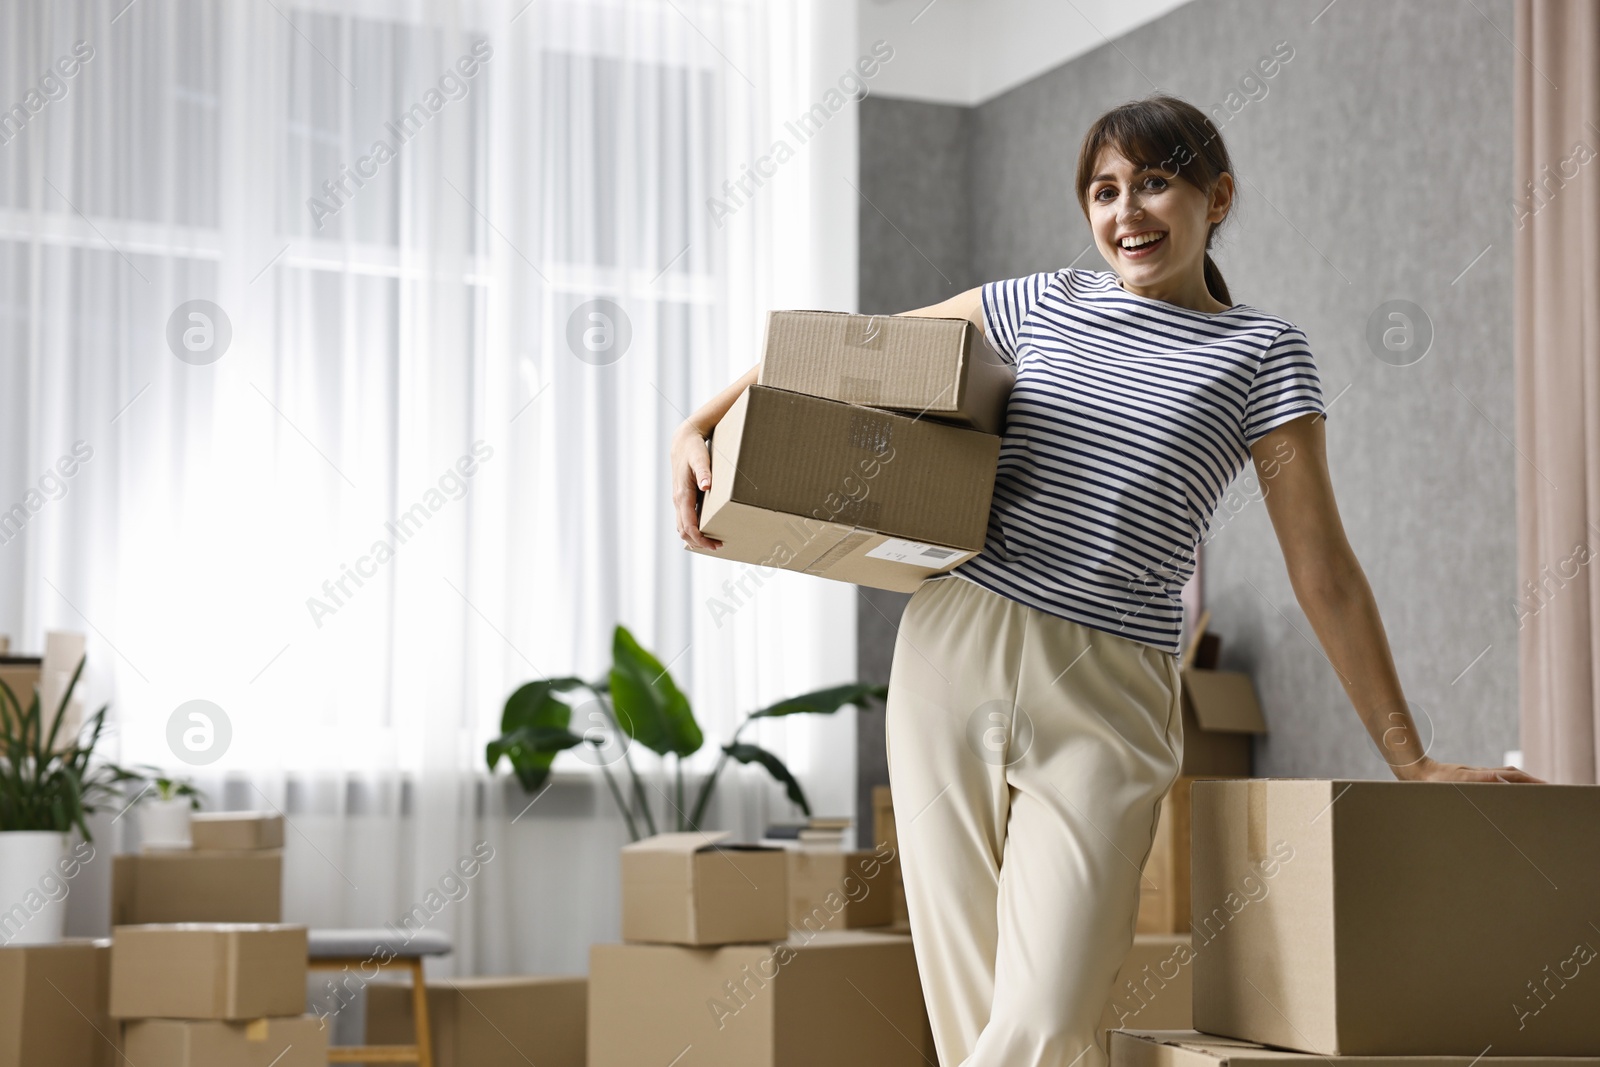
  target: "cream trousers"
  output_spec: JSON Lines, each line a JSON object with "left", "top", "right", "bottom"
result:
{"left": 884, "top": 574, "right": 1185, "bottom": 1067}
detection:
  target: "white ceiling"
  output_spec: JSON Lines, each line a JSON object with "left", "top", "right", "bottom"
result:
{"left": 858, "top": 0, "right": 1196, "bottom": 106}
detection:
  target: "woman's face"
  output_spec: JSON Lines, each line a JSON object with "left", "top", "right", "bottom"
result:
{"left": 1086, "top": 145, "right": 1231, "bottom": 294}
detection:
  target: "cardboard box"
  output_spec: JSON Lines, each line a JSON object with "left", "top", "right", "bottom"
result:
{"left": 1191, "top": 778, "right": 1600, "bottom": 1056}
{"left": 366, "top": 975, "right": 586, "bottom": 1067}
{"left": 621, "top": 830, "right": 788, "bottom": 946}
{"left": 787, "top": 847, "right": 897, "bottom": 931}
{"left": 0, "top": 939, "right": 113, "bottom": 1067}
{"left": 1138, "top": 775, "right": 1248, "bottom": 934}
{"left": 112, "top": 850, "right": 281, "bottom": 924}
{"left": 871, "top": 785, "right": 909, "bottom": 931}
{"left": 190, "top": 813, "right": 286, "bottom": 851}
{"left": 121, "top": 1016, "right": 326, "bottom": 1067}
{"left": 1101, "top": 934, "right": 1193, "bottom": 1039}
{"left": 589, "top": 929, "right": 934, "bottom": 1066}
{"left": 1176, "top": 669, "right": 1265, "bottom": 776}
{"left": 1110, "top": 1030, "right": 1600, "bottom": 1067}
{"left": 687, "top": 385, "right": 1000, "bottom": 593}
{"left": 109, "top": 924, "right": 307, "bottom": 1020}
{"left": 758, "top": 310, "right": 1016, "bottom": 435}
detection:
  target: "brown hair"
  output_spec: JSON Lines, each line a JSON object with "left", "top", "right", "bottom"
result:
{"left": 1074, "top": 94, "right": 1236, "bottom": 305}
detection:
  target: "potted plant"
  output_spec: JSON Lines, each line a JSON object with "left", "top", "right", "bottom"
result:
{"left": 486, "top": 624, "right": 887, "bottom": 841}
{"left": 131, "top": 773, "right": 202, "bottom": 850}
{"left": 0, "top": 654, "right": 139, "bottom": 944}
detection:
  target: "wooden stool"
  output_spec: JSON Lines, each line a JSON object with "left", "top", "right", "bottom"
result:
{"left": 308, "top": 928, "right": 453, "bottom": 1065}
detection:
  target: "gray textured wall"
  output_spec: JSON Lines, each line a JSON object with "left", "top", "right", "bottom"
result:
{"left": 857, "top": 0, "right": 1519, "bottom": 824}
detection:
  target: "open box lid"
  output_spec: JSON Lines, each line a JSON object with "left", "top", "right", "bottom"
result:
{"left": 1180, "top": 668, "right": 1267, "bottom": 734}
{"left": 621, "top": 830, "right": 783, "bottom": 855}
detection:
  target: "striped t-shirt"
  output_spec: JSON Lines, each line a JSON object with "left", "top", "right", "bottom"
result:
{"left": 946, "top": 268, "right": 1327, "bottom": 655}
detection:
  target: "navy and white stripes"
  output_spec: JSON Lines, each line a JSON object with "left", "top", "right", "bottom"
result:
{"left": 948, "top": 268, "right": 1327, "bottom": 655}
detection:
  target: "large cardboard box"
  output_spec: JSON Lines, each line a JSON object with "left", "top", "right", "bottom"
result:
{"left": 622, "top": 830, "right": 789, "bottom": 946}
{"left": 687, "top": 385, "right": 1000, "bottom": 593}
{"left": 108, "top": 924, "right": 307, "bottom": 1020}
{"left": 1101, "top": 934, "right": 1193, "bottom": 1039}
{"left": 871, "top": 785, "right": 909, "bottom": 931}
{"left": 1191, "top": 778, "right": 1600, "bottom": 1056}
{"left": 589, "top": 929, "right": 935, "bottom": 1066}
{"left": 111, "top": 850, "right": 281, "bottom": 924}
{"left": 1176, "top": 670, "right": 1265, "bottom": 776}
{"left": 1110, "top": 1030, "right": 1600, "bottom": 1067}
{"left": 121, "top": 1016, "right": 326, "bottom": 1067}
{"left": 190, "top": 812, "right": 285, "bottom": 851}
{"left": 786, "top": 846, "right": 897, "bottom": 931}
{"left": 0, "top": 939, "right": 113, "bottom": 1067}
{"left": 758, "top": 310, "right": 1015, "bottom": 435}
{"left": 366, "top": 975, "right": 586, "bottom": 1067}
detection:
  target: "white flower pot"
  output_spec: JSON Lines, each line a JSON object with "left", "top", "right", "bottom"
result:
{"left": 140, "top": 797, "right": 194, "bottom": 850}
{"left": 0, "top": 831, "right": 70, "bottom": 945}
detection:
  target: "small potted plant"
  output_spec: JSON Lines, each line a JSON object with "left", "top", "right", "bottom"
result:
{"left": 133, "top": 773, "right": 203, "bottom": 850}
{"left": 0, "top": 653, "right": 140, "bottom": 944}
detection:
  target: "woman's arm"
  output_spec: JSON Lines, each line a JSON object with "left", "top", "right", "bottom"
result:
{"left": 671, "top": 288, "right": 988, "bottom": 551}
{"left": 1249, "top": 413, "right": 1543, "bottom": 783}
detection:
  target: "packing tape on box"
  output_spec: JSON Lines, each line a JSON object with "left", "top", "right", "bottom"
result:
{"left": 805, "top": 530, "right": 874, "bottom": 574}
{"left": 245, "top": 1018, "right": 270, "bottom": 1042}
{"left": 1246, "top": 780, "right": 1268, "bottom": 864}
{"left": 840, "top": 374, "right": 884, "bottom": 402}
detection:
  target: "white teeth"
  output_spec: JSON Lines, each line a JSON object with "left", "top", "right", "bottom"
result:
{"left": 1120, "top": 231, "right": 1165, "bottom": 249}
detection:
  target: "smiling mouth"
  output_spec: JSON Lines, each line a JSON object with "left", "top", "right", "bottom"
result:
{"left": 1119, "top": 231, "right": 1168, "bottom": 256}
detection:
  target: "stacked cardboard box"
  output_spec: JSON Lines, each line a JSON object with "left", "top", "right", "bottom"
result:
{"left": 0, "top": 938, "right": 115, "bottom": 1067}
{"left": 589, "top": 829, "right": 937, "bottom": 1065}
{"left": 113, "top": 812, "right": 285, "bottom": 925}
{"left": 1107, "top": 778, "right": 1600, "bottom": 1067}
{"left": 108, "top": 924, "right": 324, "bottom": 1067}
{"left": 366, "top": 975, "right": 587, "bottom": 1067}
{"left": 686, "top": 310, "right": 1013, "bottom": 592}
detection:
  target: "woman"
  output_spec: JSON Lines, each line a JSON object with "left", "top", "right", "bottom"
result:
{"left": 669, "top": 94, "right": 1543, "bottom": 1067}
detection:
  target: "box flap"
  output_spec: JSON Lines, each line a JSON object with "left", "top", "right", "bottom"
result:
{"left": 623, "top": 830, "right": 732, "bottom": 854}
{"left": 1181, "top": 670, "right": 1266, "bottom": 734}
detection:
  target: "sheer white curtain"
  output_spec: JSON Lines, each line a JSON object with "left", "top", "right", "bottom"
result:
{"left": 0, "top": 0, "right": 860, "bottom": 976}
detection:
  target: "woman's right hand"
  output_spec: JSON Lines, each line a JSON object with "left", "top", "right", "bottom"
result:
{"left": 671, "top": 422, "right": 722, "bottom": 550}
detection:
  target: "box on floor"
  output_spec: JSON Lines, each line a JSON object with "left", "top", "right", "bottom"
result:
{"left": 687, "top": 385, "right": 1000, "bottom": 593}
{"left": 1191, "top": 778, "right": 1600, "bottom": 1056}
{"left": 0, "top": 939, "right": 116, "bottom": 1067}
{"left": 109, "top": 924, "right": 306, "bottom": 1020}
{"left": 189, "top": 812, "right": 285, "bottom": 851}
{"left": 787, "top": 846, "right": 897, "bottom": 931}
{"left": 589, "top": 928, "right": 934, "bottom": 1067}
{"left": 757, "top": 310, "right": 1015, "bottom": 435}
{"left": 871, "top": 785, "right": 910, "bottom": 931}
{"left": 366, "top": 974, "right": 586, "bottom": 1067}
{"left": 621, "top": 830, "right": 789, "bottom": 946}
{"left": 1101, "top": 934, "right": 1193, "bottom": 1040}
{"left": 1111, "top": 1030, "right": 1600, "bottom": 1067}
{"left": 112, "top": 850, "right": 282, "bottom": 925}
{"left": 119, "top": 1017, "right": 325, "bottom": 1067}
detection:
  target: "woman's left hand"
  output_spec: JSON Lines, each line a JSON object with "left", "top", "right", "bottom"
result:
{"left": 1399, "top": 757, "right": 1546, "bottom": 783}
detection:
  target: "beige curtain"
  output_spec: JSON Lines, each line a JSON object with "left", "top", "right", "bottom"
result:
{"left": 1515, "top": 1, "right": 1600, "bottom": 784}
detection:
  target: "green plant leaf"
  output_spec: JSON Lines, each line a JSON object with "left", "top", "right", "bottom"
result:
{"left": 723, "top": 741, "right": 810, "bottom": 816}
{"left": 608, "top": 625, "right": 702, "bottom": 758}
{"left": 748, "top": 683, "right": 888, "bottom": 720}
